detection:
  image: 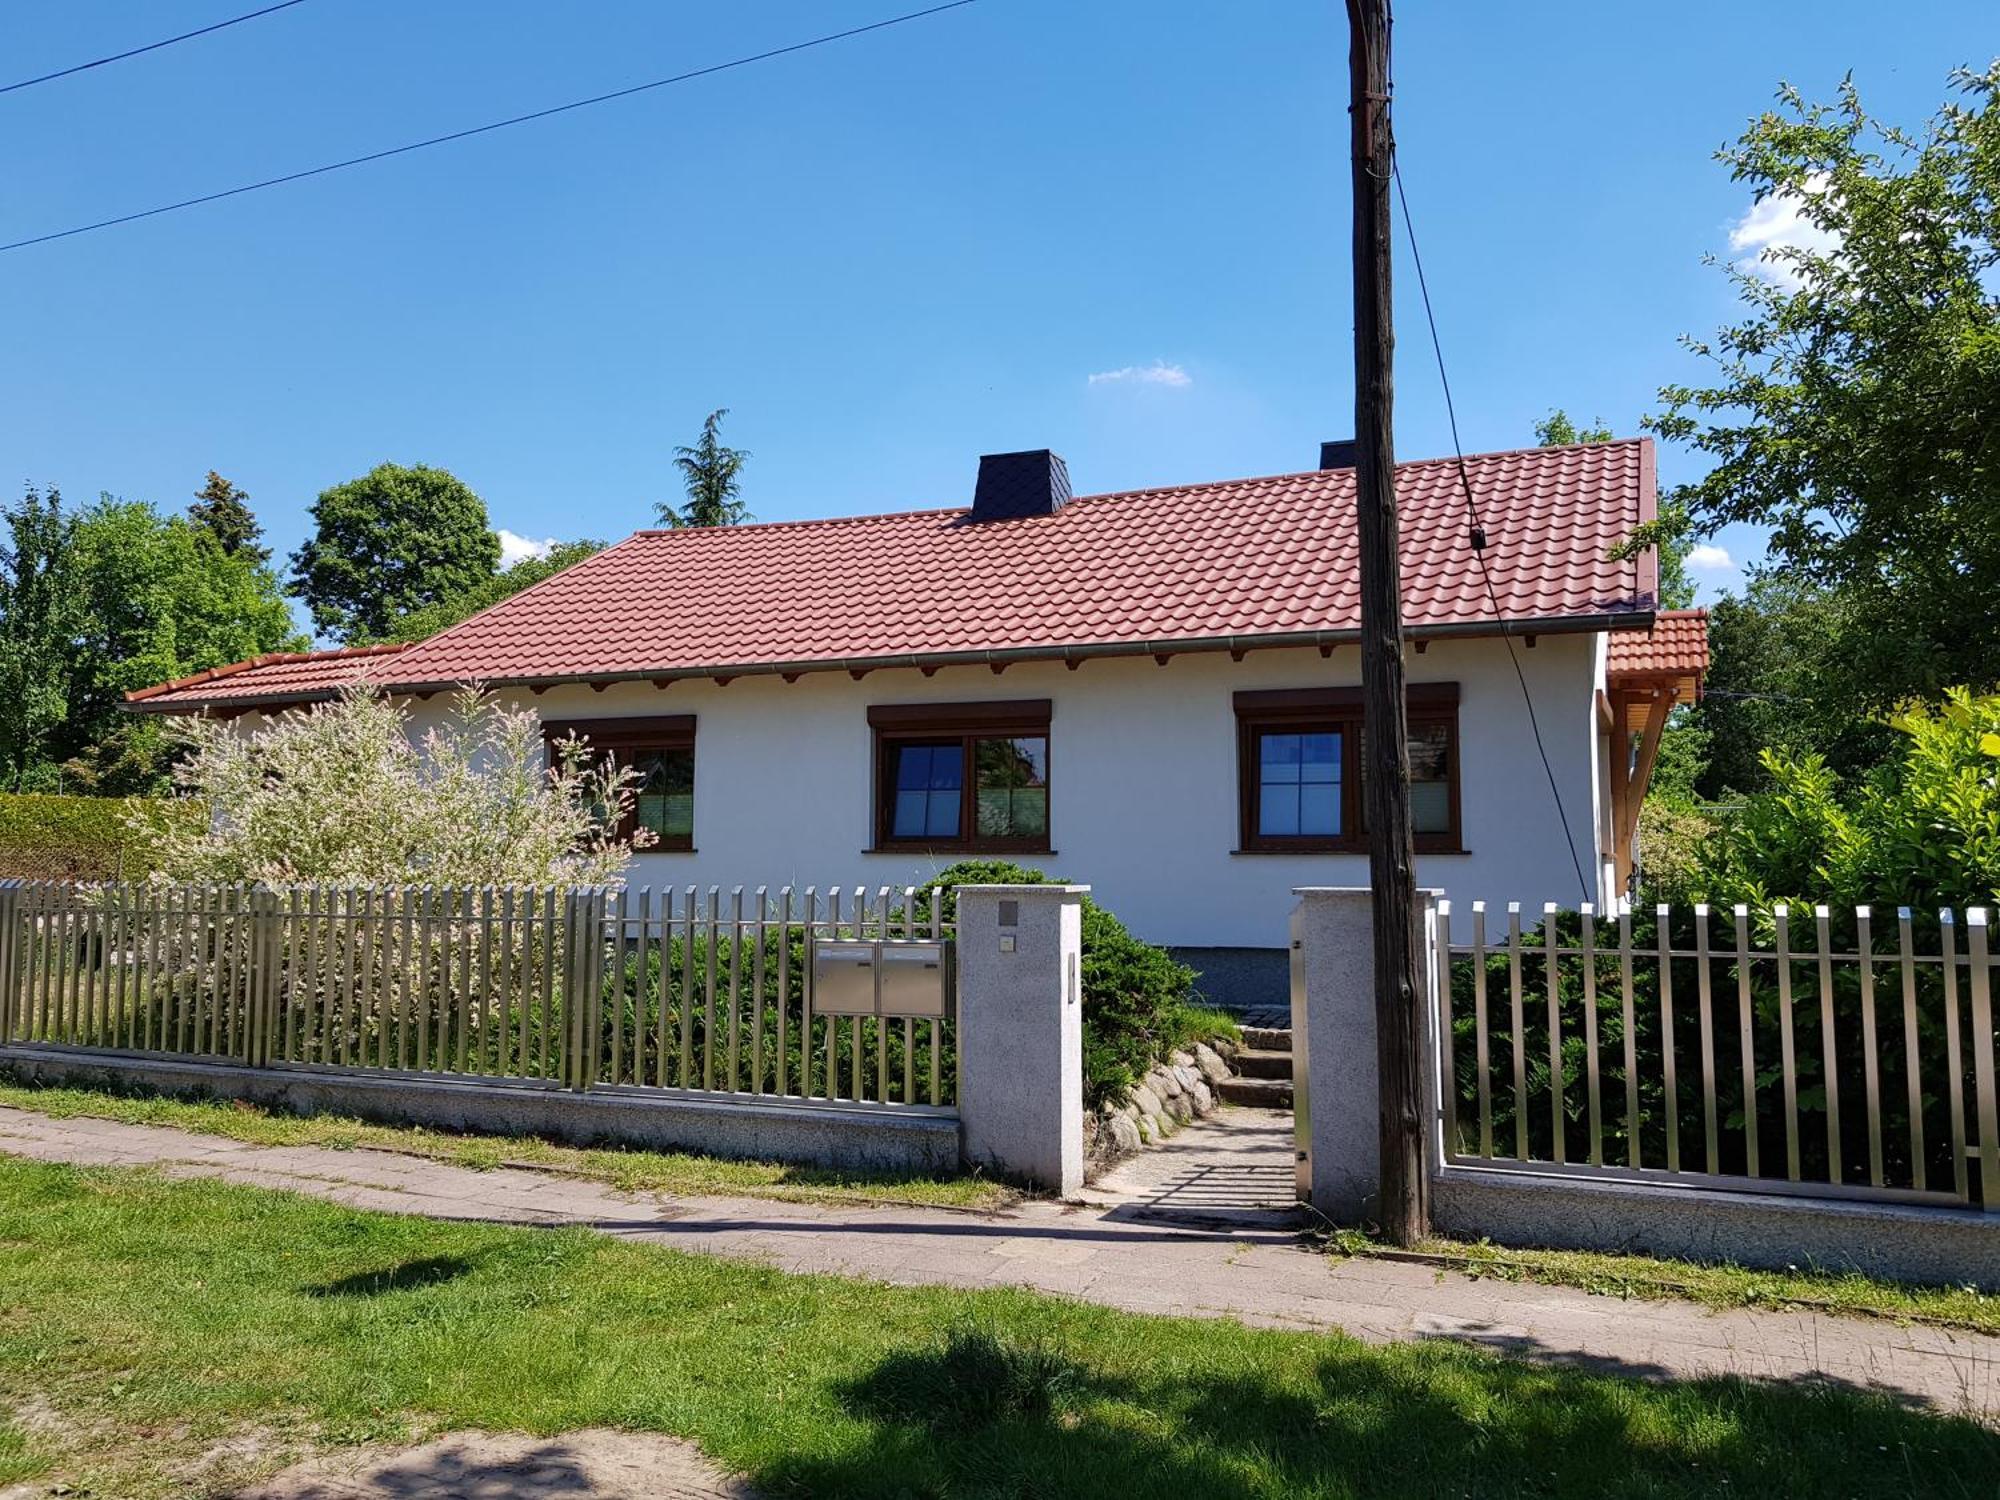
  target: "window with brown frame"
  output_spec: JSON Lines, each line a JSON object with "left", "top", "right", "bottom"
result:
{"left": 869, "top": 700, "right": 1052, "bottom": 853}
{"left": 542, "top": 715, "right": 696, "bottom": 851}
{"left": 1233, "top": 684, "right": 1462, "bottom": 854}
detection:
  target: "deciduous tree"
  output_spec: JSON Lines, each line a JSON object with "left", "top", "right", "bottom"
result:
{"left": 290, "top": 463, "right": 501, "bottom": 641}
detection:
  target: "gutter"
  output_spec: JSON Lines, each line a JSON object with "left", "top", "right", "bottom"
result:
{"left": 123, "top": 608, "right": 1657, "bottom": 716}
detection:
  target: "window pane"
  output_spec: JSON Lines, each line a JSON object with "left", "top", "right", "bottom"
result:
{"left": 1300, "top": 733, "right": 1339, "bottom": 783}
{"left": 1260, "top": 733, "right": 1303, "bottom": 784}
{"left": 1299, "top": 782, "right": 1340, "bottom": 836}
{"left": 1256, "top": 728, "right": 1342, "bottom": 838}
{"left": 973, "top": 736, "right": 1048, "bottom": 840}
{"left": 1259, "top": 784, "right": 1300, "bottom": 836}
{"left": 1410, "top": 780, "right": 1451, "bottom": 834}
{"left": 1409, "top": 723, "right": 1451, "bottom": 782}
{"left": 616, "top": 747, "right": 695, "bottom": 841}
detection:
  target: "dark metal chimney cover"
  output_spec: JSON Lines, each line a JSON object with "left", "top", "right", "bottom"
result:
{"left": 971, "top": 449, "right": 1073, "bottom": 521}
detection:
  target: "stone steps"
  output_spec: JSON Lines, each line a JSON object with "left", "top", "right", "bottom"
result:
{"left": 1220, "top": 1024, "right": 1294, "bottom": 1109}
{"left": 1232, "top": 1047, "right": 1292, "bottom": 1080}
{"left": 1216, "top": 1074, "right": 1294, "bottom": 1108}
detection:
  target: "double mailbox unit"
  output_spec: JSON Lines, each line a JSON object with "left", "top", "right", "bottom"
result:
{"left": 810, "top": 937, "right": 955, "bottom": 1020}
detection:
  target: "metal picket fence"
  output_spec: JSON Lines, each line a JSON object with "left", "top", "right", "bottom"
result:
{"left": 1436, "top": 900, "right": 1998, "bottom": 1210}
{"left": 0, "top": 880, "right": 956, "bottom": 1112}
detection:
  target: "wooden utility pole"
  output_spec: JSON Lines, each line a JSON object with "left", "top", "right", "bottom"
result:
{"left": 1346, "top": 0, "right": 1428, "bottom": 1245}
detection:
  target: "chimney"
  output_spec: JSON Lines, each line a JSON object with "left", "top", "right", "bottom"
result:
{"left": 971, "top": 449, "right": 1072, "bottom": 521}
{"left": 1319, "top": 439, "right": 1357, "bottom": 470}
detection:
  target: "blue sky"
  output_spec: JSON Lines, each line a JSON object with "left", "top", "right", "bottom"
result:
{"left": 3, "top": 1, "right": 1993, "bottom": 619}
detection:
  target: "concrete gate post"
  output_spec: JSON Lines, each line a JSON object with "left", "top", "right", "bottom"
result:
{"left": 1290, "top": 886, "right": 1443, "bottom": 1224}
{"left": 954, "top": 884, "right": 1086, "bottom": 1195}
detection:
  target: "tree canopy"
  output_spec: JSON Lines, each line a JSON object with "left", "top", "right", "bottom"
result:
{"left": 0, "top": 487, "right": 300, "bottom": 794}
{"left": 365, "top": 539, "right": 605, "bottom": 645}
{"left": 1652, "top": 65, "right": 2000, "bottom": 719}
{"left": 659, "top": 409, "right": 751, "bottom": 528}
{"left": 289, "top": 463, "right": 501, "bottom": 642}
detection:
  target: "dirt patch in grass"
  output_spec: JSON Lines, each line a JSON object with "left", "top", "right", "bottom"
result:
{"left": 239, "top": 1429, "right": 756, "bottom": 1499}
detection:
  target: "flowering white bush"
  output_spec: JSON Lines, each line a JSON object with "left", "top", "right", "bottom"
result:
{"left": 130, "top": 682, "right": 652, "bottom": 887}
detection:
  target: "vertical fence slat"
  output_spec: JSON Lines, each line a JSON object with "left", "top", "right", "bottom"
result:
{"left": 1437, "top": 901, "right": 1458, "bottom": 1155}
{"left": 702, "top": 887, "right": 720, "bottom": 1092}
{"left": 1968, "top": 908, "right": 1998, "bottom": 1211}
{"left": 875, "top": 886, "right": 890, "bottom": 1104}
{"left": 610, "top": 887, "right": 630, "bottom": 1087}
{"left": 776, "top": 888, "right": 793, "bottom": 1098}
{"left": 1580, "top": 904, "right": 1601, "bottom": 1167}
{"left": 1655, "top": 904, "right": 1679, "bottom": 1173}
{"left": 1471, "top": 901, "right": 1491, "bottom": 1159}
{"left": 1858, "top": 905, "right": 1885, "bottom": 1188}
{"left": 1775, "top": 905, "right": 1800, "bottom": 1182}
{"left": 1544, "top": 902, "right": 1564, "bottom": 1165}
{"left": 1617, "top": 903, "right": 1639, "bottom": 1169}
{"left": 727, "top": 887, "right": 744, "bottom": 1092}
{"left": 1896, "top": 907, "right": 1926, "bottom": 1193}
{"left": 1941, "top": 909, "right": 1969, "bottom": 1204}
{"left": 1814, "top": 905, "right": 1843, "bottom": 1184}
{"left": 801, "top": 887, "right": 818, "bottom": 1099}
{"left": 1733, "top": 904, "right": 1759, "bottom": 1178}
{"left": 538, "top": 887, "right": 558, "bottom": 1080}
{"left": 1693, "top": 904, "right": 1718, "bottom": 1174}
{"left": 901, "top": 886, "right": 917, "bottom": 1107}
{"left": 678, "top": 886, "right": 696, "bottom": 1089}
{"left": 752, "top": 887, "right": 769, "bottom": 1096}
{"left": 653, "top": 887, "right": 672, "bottom": 1089}
{"left": 1508, "top": 902, "right": 1526, "bottom": 1161}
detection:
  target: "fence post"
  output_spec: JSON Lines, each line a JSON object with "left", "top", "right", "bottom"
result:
{"left": 244, "top": 887, "right": 281, "bottom": 1067}
{"left": 954, "top": 884, "right": 1085, "bottom": 1195}
{"left": 0, "top": 880, "right": 19, "bottom": 1044}
{"left": 1290, "top": 885, "right": 1444, "bottom": 1224}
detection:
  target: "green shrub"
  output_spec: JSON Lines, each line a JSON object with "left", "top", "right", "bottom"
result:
{"left": 1695, "top": 687, "right": 2000, "bottom": 909}
{"left": 917, "top": 861, "right": 1200, "bottom": 1109}
{"left": 0, "top": 794, "right": 193, "bottom": 880}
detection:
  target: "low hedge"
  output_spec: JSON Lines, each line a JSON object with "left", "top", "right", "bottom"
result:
{"left": 918, "top": 860, "right": 1234, "bottom": 1110}
{"left": 0, "top": 794, "right": 194, "bottom": 881}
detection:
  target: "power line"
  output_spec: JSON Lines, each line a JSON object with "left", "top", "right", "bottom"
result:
{"left": 0, "top": 0, "right": 314, "bottom": 97}
{"left": 1390, "top": 158, "right": 1595, "bottom": 905}
{"left": 0, "top": 1, "right": 978, "bottom": 254}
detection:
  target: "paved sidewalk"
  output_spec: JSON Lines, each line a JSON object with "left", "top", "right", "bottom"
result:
{"left": 2, "top": 1104, "right": 1996, "bottom": 1417}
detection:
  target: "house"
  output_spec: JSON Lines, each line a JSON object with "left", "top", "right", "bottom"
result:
{"left": 128, "top": 439, "right": 1706, "bottom": 1007}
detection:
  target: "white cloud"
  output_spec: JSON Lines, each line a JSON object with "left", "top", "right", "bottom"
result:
{"left": 1087, "top": 361, "right": 1191, "bottom": 389}
{"left": 1686, "top": 543, "right": 1735, "bottom": 572}
{"left": 1728, "top": 173, "right": 1840, "bottom": 288}
{"left": 496, "top": 528, "right": 557, "bottom": 568}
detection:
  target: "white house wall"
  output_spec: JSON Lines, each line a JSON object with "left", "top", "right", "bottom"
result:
{"left": 395, "top": 635, "right": 1603, "bottom": 953}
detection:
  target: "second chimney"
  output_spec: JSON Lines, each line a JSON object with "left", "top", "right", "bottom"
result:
{"left": 971, "top": 449, "right": 1072, "bottom": 522}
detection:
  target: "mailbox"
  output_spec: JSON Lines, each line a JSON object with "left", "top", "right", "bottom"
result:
{"left": 811, "top": 938, "right": 953, "bottom": 1019}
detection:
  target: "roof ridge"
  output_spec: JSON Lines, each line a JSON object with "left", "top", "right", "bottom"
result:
{"left": 617, "top": 437, "right": 1652, "bottom": 539}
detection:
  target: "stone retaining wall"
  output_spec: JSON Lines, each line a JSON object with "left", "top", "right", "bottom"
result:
{"left": 1084, "top": 1039, "right": 1236, "bottom": 1175}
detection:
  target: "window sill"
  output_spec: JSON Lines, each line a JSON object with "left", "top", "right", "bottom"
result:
{"left": 1230, "top": 846, "right": 1471, "bottom": 857}
{"left": 636, "top": 845, "right": 697, "bottom": 855}
{"left": 864, "top": 846, "right": 1056, "bottom": 857}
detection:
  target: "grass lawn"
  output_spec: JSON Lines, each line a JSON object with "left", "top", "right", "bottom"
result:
{"left": 1321, "top": 1230, "right": 2000, "bottom": 1338}
{"left": 0, "top": 1077, "right": 1016, "bottom": 1210}
{"left": 0, "top": 1159, "right": 1995, "bottom": 1498}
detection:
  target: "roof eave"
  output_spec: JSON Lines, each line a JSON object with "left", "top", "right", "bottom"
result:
{"left": 125, "top": 607, "right": 1656, "bottom": 715}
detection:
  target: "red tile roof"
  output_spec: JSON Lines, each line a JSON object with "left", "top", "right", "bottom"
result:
{"left": 124, "top": 643, "right": 411, "bottom": 706}
{"left": 131, "top": 440, "right": 1659, "bottom": 711}
{"left": 1606, "top": 607, "right": 1708, "bottom": 679}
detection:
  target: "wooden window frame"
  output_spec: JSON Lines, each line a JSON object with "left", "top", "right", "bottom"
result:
{"left": 869, "top": 699, "right": 1053, "bottom": 854}
{"left": 1233, "top": 684, "right": 1463, "bottom": 855}
{"left": 542, "top": 714, "right": 697, "bottom": 852}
